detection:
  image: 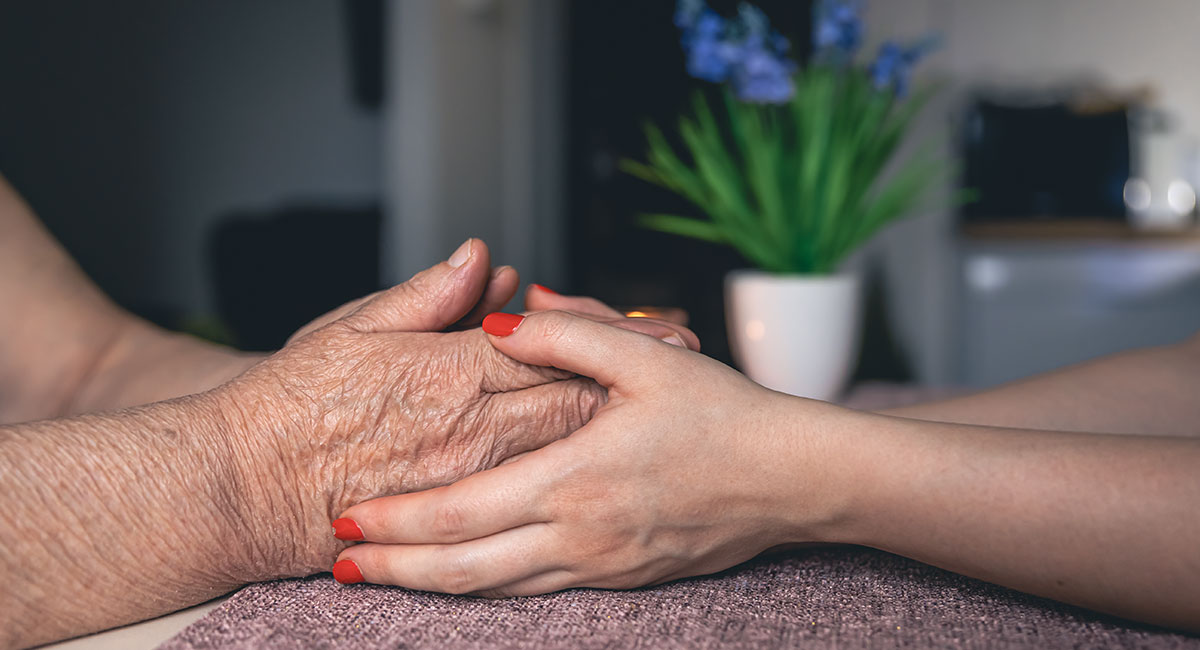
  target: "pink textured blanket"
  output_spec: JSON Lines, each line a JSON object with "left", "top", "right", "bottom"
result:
{"left": 161, "top": 548, "right": 1197, "bottom": 649}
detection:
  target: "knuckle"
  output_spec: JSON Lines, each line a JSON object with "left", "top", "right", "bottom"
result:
{"left": 389, "top": 282, "right": 426, "bottom": 314}
{"left": 300, "top": 321, "right": 346, "bottom": 347}
{"left": 567, "top": 379, "right": 607, "bottom": 428}
{"left": 353, "top": 278, "right": 433, "bottom": 330}
{"left": 535, "top": 310, "right": 575, "bottom": 346}
{"left": 430, "top": 500, "right": 467, "bottom": 540}
{"left": 378, "top": 550, "right": 407, "bottom": 584}
{"left": 436, "top": 551, "right": 479, "bottom": 595}
{"left": 622, "top": 329, "right": 662, "bottom": 360}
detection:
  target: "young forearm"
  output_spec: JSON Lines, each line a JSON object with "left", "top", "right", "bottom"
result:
{"left": 66, "top": 318, "right": 265, "bottom": 416}
{"left": 1, "top": 308, "right": 263, "bottom": 423}
{"left": 808, "top": 407, "right": 1200, "bottom": 631}
{"left": 0, "top": 391, "right": 294, "bottom": 648}
{"left": 0, "top": 176, "right": 260, "bottom": 424}
{"left": 882, "top": 338, "right": 1200, "bottom": 438}
{"left": 0, "top": 211, "right": 125, "bottom": 422}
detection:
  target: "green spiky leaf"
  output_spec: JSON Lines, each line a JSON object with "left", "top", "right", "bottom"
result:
{"left": 621, "top": 67, "right": 965, "bottom": 274}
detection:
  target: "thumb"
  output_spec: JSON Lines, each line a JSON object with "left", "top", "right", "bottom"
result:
{"left": 343, "top": 238, "right": 492, "bottom": 333}
{"left": 482, "top": 310, "right": 681, "bottom": 391}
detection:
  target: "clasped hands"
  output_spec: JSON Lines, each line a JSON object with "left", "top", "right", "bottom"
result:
{"left": 213, "top": 237, "right": 773, "bottom": 586}
{"left": 215, "top": 238, "right": 828, "bottom": 596}
{"left": 214, "top": 235, "right": 1200, "bottom": 633}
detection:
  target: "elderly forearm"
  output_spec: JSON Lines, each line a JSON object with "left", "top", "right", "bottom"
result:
{"left": 0, "top": 391, "right": 292, "bottom": 649}
{"left": 882, "top": 337, "right": 1200, "bottom": 438}
{"left": 812, "top": 408, "right": 1200, "bottom": 632}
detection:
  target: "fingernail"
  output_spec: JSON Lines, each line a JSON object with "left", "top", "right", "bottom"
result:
{"left": 332, "top": 559, "right": 364, "bottom": 584}
{"left": 529, "top": 283, "right": 559, "bottom": 295}
{"left": 331, "top": 518, "right": 364, "bottom": 541}
{"left": 448, "top": 239, "right": 474, "bottom": 268}
{"left": 482, "top": 312, "right": 525, "bottom": 336}
{"left": 661, "top": 334, "right": 686, "bottom": 348}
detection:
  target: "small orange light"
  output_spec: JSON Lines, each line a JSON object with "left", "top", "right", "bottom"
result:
{"left": 625, "top": 310, "right": 650, "bottom": 318}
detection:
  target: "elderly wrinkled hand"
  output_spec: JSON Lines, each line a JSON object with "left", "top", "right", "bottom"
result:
{"left": 0, "top": 230, "right": 703, "bottom": 648}
{"left": 210, "top": 240, "right": 700, "bottom": 578}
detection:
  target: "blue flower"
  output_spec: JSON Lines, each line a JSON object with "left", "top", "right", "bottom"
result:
{"left": 675, "top": 0, "right": 798, "bottom": 103}
{"left": 731, "top": 36, "right": 797, "bottom": 104}
{"left": 813, "top": 0, "right": 862, "bottom": 56}
{"left": 869, "top": 38, "right": 937, "bottom": 97}
{"left": 870, "top": 41, "right": 906, "bottom": 94}
{"left": 682, "top": 11, "right": 739, "bottom": 82}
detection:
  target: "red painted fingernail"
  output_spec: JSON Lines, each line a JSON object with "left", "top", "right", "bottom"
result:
{"left": 332, "top": 560, "right": 364, "bottom": 584}
{"left": 530, "top": 283, "right": 559, "bottom": 295}
{"left": 331, "top": 518, "right": 364, "bottom": 541}
{"left": 482, "top": 312, "right": 525, "bottom": 336}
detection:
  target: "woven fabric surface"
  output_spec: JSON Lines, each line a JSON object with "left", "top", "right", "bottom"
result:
{"left": 160, "top": 384, "right": 1197, "bottom": 649}
{"left": 161, "top": 548, "right": 1197, "bottom": 649}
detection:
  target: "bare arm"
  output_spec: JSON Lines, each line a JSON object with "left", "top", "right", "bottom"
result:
{"left": 0, "top": 392, "right": 269, "bottom": 648}
{"left": 883, "top": 335, "right": 1200, "bottom": 437}
{"left": 0, "top": 175, "right": 260, "bottom": 424}
{"left": 334, "top": 311, "right": 1200, "bottom": 633}
{"left": 0, "top": 240, "right": 699, "bottom": 648}
{"left": 830, "top": 409, "right": 1200, "bottom": 631}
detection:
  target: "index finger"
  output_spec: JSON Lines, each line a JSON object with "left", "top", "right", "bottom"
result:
{"left": 335, "top": 453, "right": 555, "bottom": 545}
{"left": 483, "top": 310, "right": 681, "bottom": 391}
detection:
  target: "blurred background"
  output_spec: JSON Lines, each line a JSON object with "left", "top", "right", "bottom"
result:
{"left": 3, "top": 0, "right": 1200, "bottom": 389}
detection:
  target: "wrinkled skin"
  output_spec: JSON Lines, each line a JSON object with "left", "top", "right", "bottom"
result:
{"left": 330, "top": 309, "right": 801, "bottom": 596}
{"left": 210, "top": 240, "right": 700, "bottom": 576}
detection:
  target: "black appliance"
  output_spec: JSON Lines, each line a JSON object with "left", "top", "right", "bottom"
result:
{"left": 961, "top": 100, "right": 1130, "bottom": 220}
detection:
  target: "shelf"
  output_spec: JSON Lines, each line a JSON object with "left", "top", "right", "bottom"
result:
{"left": 960, "top": 219, "right": 1200, "bottom": 242}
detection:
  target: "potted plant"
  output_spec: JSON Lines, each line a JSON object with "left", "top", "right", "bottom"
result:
{"left": 622, "top": 0, "right": 952, "bottom": 399}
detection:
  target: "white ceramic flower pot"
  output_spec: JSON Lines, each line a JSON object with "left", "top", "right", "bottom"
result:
{"left": 725, "top": 270, "right": 861, "bottom": 400}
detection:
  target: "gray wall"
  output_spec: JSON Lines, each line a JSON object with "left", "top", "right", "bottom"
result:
{"left": 383, "top": 0, "right": 565, "bottom": 292}
{"left": 862, "top": 0, "right": 1200, "bottom": 384}
{"left": 0, "top": 1, "right": 380, "bottom": 317}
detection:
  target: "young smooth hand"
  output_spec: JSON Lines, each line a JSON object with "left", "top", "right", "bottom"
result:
{"left": 327, "top": 309, "right": 842, "bottom": 593}
{"left": 324, "top": 309, "right": 1200, "bottom": 634}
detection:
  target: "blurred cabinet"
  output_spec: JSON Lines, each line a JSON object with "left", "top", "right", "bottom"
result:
{"left": 957, "top": 224, "right": 1200, "bottom": 387}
